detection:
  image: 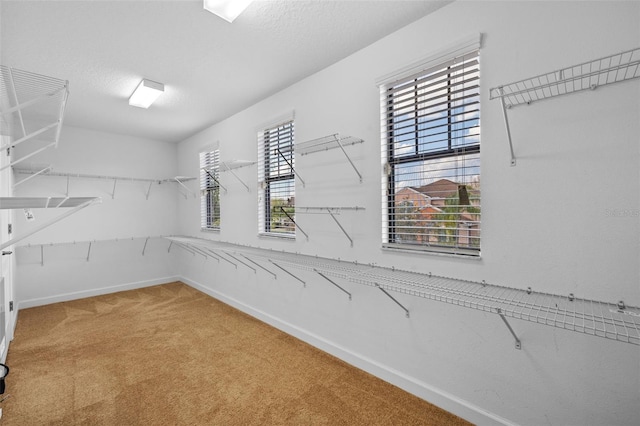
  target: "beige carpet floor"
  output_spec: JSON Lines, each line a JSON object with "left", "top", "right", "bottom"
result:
{"left": 2, "top": 282, "right": 471, "bottom": 425}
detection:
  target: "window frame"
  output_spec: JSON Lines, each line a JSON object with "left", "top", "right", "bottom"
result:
{"left": 257, "top": 119, "right": 296, "bottom": 238}
{"left": 199, "top": 148, "right": 221, "bottom": 231}
{"left": 379, "top": 35, "right": 482, "bottom": 257}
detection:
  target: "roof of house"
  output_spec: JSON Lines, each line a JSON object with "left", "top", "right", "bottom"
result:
{"left": 414, "top": 179, "right": 459, "bottom": 199}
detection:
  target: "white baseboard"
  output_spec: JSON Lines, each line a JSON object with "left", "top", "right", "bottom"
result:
{"left": 180, "top": 276, "right": 516, "bottom": 426}
{"left": 17, "top": 275, "right": 181, "bottom": 310}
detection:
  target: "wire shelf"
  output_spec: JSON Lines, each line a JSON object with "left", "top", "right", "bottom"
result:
{"left": 0, "top": 65, "right": 69, "bottom": 170}
{"left": 296, "top": 133, "right": 364, "bottom": 182}
{"left": 489, "top": 47, "right": 640, "bottom": 107}
{"left": 166, "top": 236, "right": 640, "bottom": 346}
{"left": 0, "top": 197, "right": 101, "bottom": 251}
{"left": 488, "top": 47, "right": 640, "bottom": 166}
{"left": 296, "top": 134, "right": 364, "bottom": 156}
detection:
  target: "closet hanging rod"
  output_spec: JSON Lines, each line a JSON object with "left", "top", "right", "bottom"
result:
{"left": 17, "top": 235, "right": 166, "bottom": 249}
{"left": 12, "top": 168, "right": 182, "bottom": 184}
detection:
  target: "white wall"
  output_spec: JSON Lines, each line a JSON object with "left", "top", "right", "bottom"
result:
{"left": 13, "top": 125, "right": 180, "bottom": 307}
{"left": 175, "top": 2, "right": 640, "bottom": 425}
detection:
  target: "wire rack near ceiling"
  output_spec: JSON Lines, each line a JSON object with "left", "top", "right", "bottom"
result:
{"left": 0, "top": 65, "right": 69, "bottom": 171}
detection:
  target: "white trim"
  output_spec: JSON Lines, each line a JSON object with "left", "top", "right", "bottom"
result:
{"left": 254, "top": 109, "right": 296, "bottom": 134}
{"left": 198, "top": 140, "right": 219, "bottom": 154}
{"left": 17, "top": 275, "right": 180, "bottom": 309}
{"left": 180, "top": 275, "right": 516, "bottom": 426}
{"left": 376, "top": 33, "right": 483, "bottom": 87}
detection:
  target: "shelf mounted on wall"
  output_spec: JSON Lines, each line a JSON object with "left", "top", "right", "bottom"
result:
{"left": 489, "top": 47, "right": 640, "bottom": 166}
{"left": 296, "top": 206, "right": 365, "bottom": 247}
{"left": 0, "top": 196, "right": 101, "bottom": 251}
{"left": 163, "top": 236, "right": 640, "bottom": 349}
{"left": 296, "top": 133, "right": 364, "bottom": 182}
{"left": 221, "top": 160, "right": 255, "bottom": 192}
{"left": 0, "top": 66, "right": 69, "bottom": 171}
{"left": 12, "top": 168, "right": 196, "bottom": 200}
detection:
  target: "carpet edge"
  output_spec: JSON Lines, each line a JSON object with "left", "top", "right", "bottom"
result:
{"left": 17, "top": 275, "right": 181, "bottom": 310}
{"left": 180, "top": 275, "right": 517, "bottom": 426}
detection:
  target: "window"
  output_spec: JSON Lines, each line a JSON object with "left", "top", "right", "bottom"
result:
{"left": 200, "top": 149, "right": 221, "bottom": 230}
{"left": 258, "top": 120, "right": 295, "bottom": 236}
{"left": 381, "top": 48, "right": 481, "bottom": 256}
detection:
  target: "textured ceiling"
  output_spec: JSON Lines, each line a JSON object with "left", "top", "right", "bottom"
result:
{"left": 1, "top": 0, "right": 450, "bottom": 143}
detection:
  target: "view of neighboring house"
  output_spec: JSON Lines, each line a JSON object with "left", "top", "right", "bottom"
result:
{"left": 394, "top": 178, "right": 480, "bottom": 248}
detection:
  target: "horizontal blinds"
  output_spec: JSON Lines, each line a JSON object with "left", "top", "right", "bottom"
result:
{"left": 257, "top": 120, "right": 295, "bottom": 235}
{"left": 199, "top": 149, "right": 220, "bottom": 229}
{"left": 382, "top": 49, "right": 481, "bottom": 255}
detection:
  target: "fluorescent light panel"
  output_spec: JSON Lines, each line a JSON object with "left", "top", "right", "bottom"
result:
{"left": 129, "top": 79, "right": 164, "bottom": 109}
{"left": 203, "top": 0, "right": 254, "bottom": 23}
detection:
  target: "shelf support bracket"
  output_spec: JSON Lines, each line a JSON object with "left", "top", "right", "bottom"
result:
{"left": 174, "top": 177, "right": 195, "bottom": 199}
{"left": 375, "top": 284, "right": 409, "bottom": 318}
{"left": 497, "top": 308, "right": 521, "bottom": 350}
{"left": 241, "top": 255, "right": 277, "bottom": 279}
{"left": 1, "top": 142, "right": 57, "bottom": 172}
{"left": 498, "top": 88, "right": 517, "bottom": 167}
{"left": 200, "top": 248, "right": 220, "bottom": 263}
{"left": 13, "top": 165, "right": 52, "bottom": 189}
{"left": 0, "top": 199, "right": 99, "bottom": 251}
{"left": 110, "top": 179, "right": 118, "bottom": 199}
{"left": 209, "top": 249, "right": 237, "bottom": 269}
{"left": 174, "top": 242, "right": 197, "bottom": 257}
{"left": 333, "top": 134, "right": 363, "bottom": 183}
{"left": 204, "top": 169, "right": 227, "bottom": 193}
{"left": 314, "top": 269, "right": 352, "bottom": 300}
{"left": 145, "top": 182, "right": 153, "bottom": 200}
{"left": 167, "top": 241, "right": 173, "bottom": 253}
{"left": 280, "top": 207, "right": 308, "bottom": 241}
{"left": 142, "top": 237, "right": 149, "bottom": 256}
{"left": 225, "top": 252, "right": 256, "bottom": 273}
{"left": 40, "top": 245, "right": 44, "bottom": 267}
{"left": 223, "top": 163, "right": 250, "bottom": 192}
{"left": 86, "top": 242, "right": 92, "bottom": 262}
{"left": 189, "top": 244, "right": 215, "bottom": 260}
{"left": 7, "top": 67, "right": 27, "bottom": 139}
{"left": 277, "top": 148, "right": 305, "bottom": 188}
{"left": 269, "top": 260, "right": 305, "bottom": 287}
{"left": 0, "top": 122, "right": 59, "bottom": 151}
{"left": 326, "top": 208, "right": 353, "bottom": 247}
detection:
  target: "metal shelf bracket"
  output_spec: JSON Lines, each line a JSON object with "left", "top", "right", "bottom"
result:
{"left": 269, "top": 260, "right": 306, "bottom": 287}
{"left": 314, "top": 269, "right": 352, "bottom": 300}
{"left": 497, "top": 308, "right": 522, "bottom": 350}
{"left": 375, "top": 283, "right": 410, "bottom": 318}
{"left": 280, "top": 207, "right": 308, "bottom": 241}
{"left": 277, "top": 148, "right": 305, "bottom": 188}
{"left": 490, "top": 47, "right": 640, "bottom": 167}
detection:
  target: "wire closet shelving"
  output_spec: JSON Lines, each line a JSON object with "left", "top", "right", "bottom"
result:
{"left": 165, "top": 236, "right": 640, "bottom": 349}
{"left": 0, "top": 65, "right": 69, "bottom": 171}
{"left": 12, "top": 167, "right": 196, "bottom": 200}
{"left": 0, "top": 197, "right": 101, "bottom": 251}
{"left": 296, "top": 133, "right": 364, "bottom": 183}
{"left": 16, "top": 235, "right": 167, "bottom": 266}
{"left": 489, "top": 47, "right": 640, "bottom": 166}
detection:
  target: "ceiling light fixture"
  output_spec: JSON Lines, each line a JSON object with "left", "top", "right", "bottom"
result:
{"left": 128, "top": 79, "right": 164, "bottom": 109}
{"left": 203, "top": 0, "right": 254, "bottom": 23}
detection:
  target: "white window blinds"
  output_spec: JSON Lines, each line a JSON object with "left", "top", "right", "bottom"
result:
{"left": 257, "top": 120, "right": 295, "bottom": 236}
{"left": 381, "top": 48, "right": 481, "bottom": 256}
{"left": 200, "top": 149, "right": 220, "bottom": 230}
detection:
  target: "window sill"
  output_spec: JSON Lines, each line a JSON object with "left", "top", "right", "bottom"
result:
{"left": 258, "top": 232, "right": 296, "bottom": 241}
{"left": 382, "top": 244, "right": 481, "bottom": 260}
{"left": 200, "top": 227, "right": 220, "bottom": 233}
